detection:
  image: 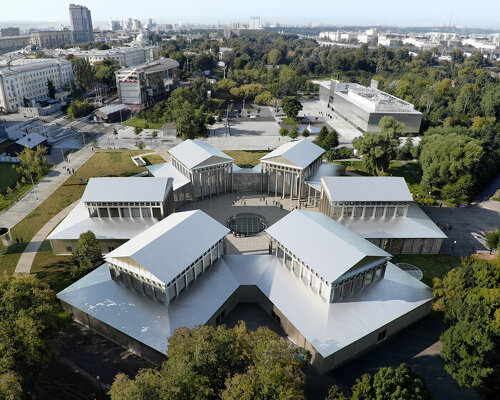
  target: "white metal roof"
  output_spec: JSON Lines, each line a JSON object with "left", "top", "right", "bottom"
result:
{"left": 321, "top": 177, "right": 414, "bottom": 202}
{"left": 57, "top": 257, "right": 432, "bottom": 359}
{"left": 339, "top": 203, "right": 447, "bottom": 239}
{"left": 106, "top": 210, "right": 230, "bottom": 285}
{"left": 146, "top": 162, "right": 191, "bottom": 191}
{"left": 81, "top": 177, "right": 172, "bottom": 203}
{"left": 47, "top": 202, "right": 158, "bottom": 241}
{"left": 304, "top": 162, "right": 345, "bottom": 192}
{"left": 15, "top": 132, "right": 47, "bottom": 148}
{"left": 265, "top": 210, "right": 390, "bottom": 283}
{"left": 260, "top": 139, "right": 325, "bottom": 169}
{"left": 168, "top": 140, "right": 233, "bottom": 170}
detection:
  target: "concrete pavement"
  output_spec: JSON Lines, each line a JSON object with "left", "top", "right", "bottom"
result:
{"left": 15, "top": 201, "right": 79, "bottom": 274}
{"left": 0, "top": 146, "right": 93, "bottom": 230}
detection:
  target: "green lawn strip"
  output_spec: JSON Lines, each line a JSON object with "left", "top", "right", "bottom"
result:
{"left": 0, "top": 163, "right": 21, "bottom": 192}
{"left": 0, "top": 150, "right": 164, "bottom": 276}
{"left": 223, "top": 150, "right": 269, "bottom": 168}
{"left": 31, "top": 240, "right": 74, "bottom": 293}
{"left": 122, "top": 117, "right": 163, "bottom": 130}
{"left": 390, "top": 254, "right": 461, "bottom": 287}
{"left": 283, "top": 117, "right": 298, "bottom": 125}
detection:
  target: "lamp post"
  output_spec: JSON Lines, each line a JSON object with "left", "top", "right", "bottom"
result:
{"left": 452, "top": 240, "right": 457, "bottom": 252}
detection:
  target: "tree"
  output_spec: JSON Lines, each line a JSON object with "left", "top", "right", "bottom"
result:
{"left": 290, "top": 126, "right": 299, "bottom": 140}
{"left": 67, "top": 100, "right": 96, "bottom": 119}
{"left": 191, "top": 53, "right": 215, "bottom": 72}
{"left": 47, "top": 79, "right": 56, "bottom": 99}
{"left": 110, "top": 323, "right": 308, "bottom": 400}
{"left": 302, "top": 128, "right": 310, "bottom": 137}
{"left": 485, "top": 229, "right": 500, "bottom": 252}
{"left": 419, "top": 133, "right": 483, "bottom": 197}
{"left": 92, "top": 59, "right": 120, "bottom": 88}
{"left": 397, "top": 137, "right": 414, "bottom": 160}
{"left": 15, "top": 145, "right": 50, "bottom": 180}
{"left": 281, "top": 97, "right": 303, "bottom": 119}
{"left": 432, "top": 258, "right": 500, "bottom": 396}
{"left": 72, "top": 230, "right": 103, "bottom": 278}
{"left": 0, "top": 274, "right": 64, "bottom": 397}
{"left": 268, "top": 49, "right": 282, "bottom": 65}
{"left": 379, "top": 116, "right": 406, "bottom": 136}
{"left": 279, "top": 127, "right": 289, "bottom": 137}
{"left": 324, "top": 385, "right": 347, "bottom": 400}
{"left": 352, "top": 132, "right": 399, "bottom": 175}
{"left": 134, "top": 126, "right": 142, "bottom": 135}
{"left": 322, "top": 130, "right": 339, "bottom": 150}
{"left": 316, "top": 126, "right": 329, "bottom": 145}
{"left": 71, "top": 58, "right": 94, "bottom": 91}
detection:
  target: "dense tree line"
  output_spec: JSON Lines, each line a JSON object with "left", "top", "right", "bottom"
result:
{"left": 432, "top": 257, "right": 500, "bottom": 397}
{"left": 109, "top": 322, "right": 310, "bottom": 400}
{"left": 325, "top": 363, "right": 431, "bottom": 400}
{"left": 0, "top": 275, "right": 65, "bottom": 399}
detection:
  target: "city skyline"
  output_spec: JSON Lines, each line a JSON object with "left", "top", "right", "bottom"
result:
{"left": 0, "top": 0, "right": 499, "bottom": 29}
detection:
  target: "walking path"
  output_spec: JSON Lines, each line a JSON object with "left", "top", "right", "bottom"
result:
{"left": 0, "top": 146, "right": 93, "bottom": 230}
{"left": 14, "top": 201, "right": 79, "bottom": 274}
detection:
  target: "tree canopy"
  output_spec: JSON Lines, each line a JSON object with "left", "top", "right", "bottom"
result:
{"left": 109, "top": 323, "right": 309, "bottom": 400}
{"left": 15, "top": 145, "right": 50, "bottom": 181}
{"left": 281, "top": 96, "right": 303, "bottom": 119}
{"left": 0, "top": 274, "right": 64, "bottom": 398}
{"left": 72, "top": 230, "right": 104, "bottom": 279}
{"left": 67, "top": 100, "right": 96, "bottom": 119}
{"left": 352, "top": 131, "right": 399, "bottom": 175}
{"left": 432, "top": 257, "right": 500, "bottom": 396}
{"left": 71, "top": 58, "right": 94, "bottom": 91}
{"left": 325, "top": 364, "right": 431, "bottom": 400}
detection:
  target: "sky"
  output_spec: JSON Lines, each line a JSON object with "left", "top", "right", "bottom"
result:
{"left": 0, "top": 0, "right": 499, "bottom": 29}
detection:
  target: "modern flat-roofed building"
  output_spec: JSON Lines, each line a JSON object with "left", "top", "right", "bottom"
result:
{"left": 30, "top": 30, "right": 73, "bottom": 49}
{"left": 116, "top": 58, "right": 179, "bottom": 110}
{"left": 0, "top": 58, "right": 73, "bottom": 113}
{"left": 319, "top": 80, "right": 422, "bottom": 133}
{"left": 318, "top": 177, "right": 446, "bottom": 254}
{"left": 69, "top": 4, "right": 94, "bottom": 43}
{"left": 58, "top": 209, "right": 433, "bottom": 371}
{"left": 260, "top": 139, "right": 325, "bottom": 204}
{"left": 148, "top": 139, "right": 234, "bottom": 200}
{"left": 48, "top": 177, "right": 174, "bottom": 255}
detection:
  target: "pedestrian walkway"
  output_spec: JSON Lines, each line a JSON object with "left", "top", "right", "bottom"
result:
{"left": 14, "top": 201, "right": 79, "bottom": 274}
{"left": 0, "top": 146, "right": 93, "bottom": 230}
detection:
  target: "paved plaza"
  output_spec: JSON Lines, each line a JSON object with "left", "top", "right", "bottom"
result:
{"left": 177, "top": 191, "right": 313, "bottom": 255}
{"left": 300, "top": 97, "right": 362, "bottom": 147}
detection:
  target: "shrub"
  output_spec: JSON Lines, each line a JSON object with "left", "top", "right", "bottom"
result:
{"left": 326, "top": 147, "right": 351, "bottom": 161}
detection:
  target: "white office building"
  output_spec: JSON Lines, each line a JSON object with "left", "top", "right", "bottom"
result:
{"left": 71, "top": 45, "right": 160, "bottom": 67}
{"left": 319, "top": 80, "right": 423, "bottom": 133}
{"left": 0, "top": 58, "right": 73, "bottom": 113}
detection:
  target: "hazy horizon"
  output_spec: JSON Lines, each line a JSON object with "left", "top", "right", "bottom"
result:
{"left": 0, "top": 0, "right": 499, "bottom": 29}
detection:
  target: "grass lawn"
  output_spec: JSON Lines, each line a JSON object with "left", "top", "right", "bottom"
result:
{"left": 334, "top": 160, "right": 373, "bottom": 176}
{"left": 31, "top": 240, "right": 74, "bottom": 292}
{"left": 223, "top": 150, "right": 269, "bottom": 168}
{"left": 283, "top": 117, "right": 298, "bottom": 125}
{"left": 391, "top": 254, "right": 462, "bottom": 287}
{"left": 0, "top": 150, "right": 165, "bottom": 278}
{"left": 122, "top": 117, "right": 163, "bottom": 130}
{"left": 0, "top": 163, "right": 21, "bottom": 193}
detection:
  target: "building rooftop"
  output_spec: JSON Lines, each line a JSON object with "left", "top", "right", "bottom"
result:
{"left": 146, "top": 162, "right": 191, "bottom": 191}
{"left": 14, "top": 132, "right": 47, "bottom": 148}
{"left": 266, "top": 210, "right": 390, "bottom": 284}
{"left": 81, "top": 177, "right": 172, "bottom": 203}
{"left": 339, "top": 203, "right": 447, "bottom": 239}
{"left": 106, "top": 210, "right": 230, "bottom": 285}
{"left": 47, "top": 202, "right": 158, "bottom": 241}
{"left": 96, "top": 103, "right": 129, "bottom": 115}
{"left": 0, "top": 58, "right": 71, "bottom": 77}
{"left": 321, "top": 177, "right": 414, "bottom": 203}
{"left": 116, "top": 58, "right": 180, "bottom": 75}
{"left": 57, "top": 256, "right": 432, "bottom": 359}
{"left": 260, "top": 139, "right": 325, "bottom": 170}
{"left": 169, "top": 139, "right": 233, "bottom": 170}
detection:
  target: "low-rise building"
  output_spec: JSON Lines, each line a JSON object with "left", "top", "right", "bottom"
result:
{"left": 116, "top": 58, "right": 179, "bottom": 110}
{"left": 147, "top": 139, "right": 234, "bottom": 200}
{"left": 30, "top": 30, "right": 73, "bottom": 49}
{"left": 1, "top": 27, "right": 20, "bottom": 37}
{"left": 319, "top": 80, "right": 422, "bottom": 133}
{"left": 58, "top": 209, "right": 433, "bottom": 372}
{"left": 0, "top": 58, "right": 73, "bottom": 113}
{"left": 94, "top": 103, "right": 130, "bottom": 123}
{"left": 48, "top": 177, "right": 175, "bottom": 255}
{"left": 4, "top": 132, "right": 50, "bottom": 157}
{"left": 318, "top": 177, "right": 446, "bottom": 254}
